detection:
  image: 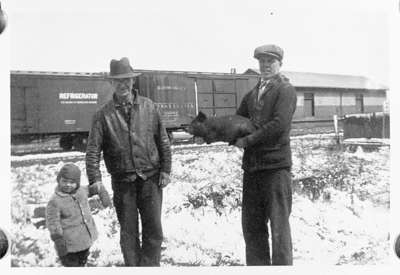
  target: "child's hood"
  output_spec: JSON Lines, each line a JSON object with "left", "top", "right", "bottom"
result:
{"left": 56, "top": 163, "right": 81, "bottom": 190}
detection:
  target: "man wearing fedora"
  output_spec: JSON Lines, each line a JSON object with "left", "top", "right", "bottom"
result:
{"left": 234, "top": 45, "right": 297, "bottom": 265}
{"left": 86, "top": 57, "right": 171, "bottom": 266}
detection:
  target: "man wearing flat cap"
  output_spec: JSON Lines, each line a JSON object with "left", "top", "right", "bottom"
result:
{"left": 86, "top": 57, "right": 171, "bottom": 266}
{"left": 235, "top": 44, "right": 297, "bottom": 265}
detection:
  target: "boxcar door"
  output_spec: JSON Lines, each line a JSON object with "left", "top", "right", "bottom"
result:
{"left": 10, "top": 86, "right": 40, "bottom": 134}
{"left": 138, "top": 73, "right": 196, "bottom": 129}
{"left": 213, "top": 78, "right": 237, "bottom": 116}
{"left": 195, "top": 78, "right": 214, "bottom": 117}
{"left": 195, "top": 77, "right": 238, "bottom": 117}
{"left": 10, "top": 86, "right": 27, "bottom": 134}
{"left": 25, "top": 87, "right": 40, "bottom": 132}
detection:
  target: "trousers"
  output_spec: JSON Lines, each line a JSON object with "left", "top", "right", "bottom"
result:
{"left": 60, "top": 249, "right": 90, "bottom": 267}
{"left": 112, "top": 173, "right": 163, "bottom": 266}
{"left": 242, "top": 168, "right": 293, "bottom": 265}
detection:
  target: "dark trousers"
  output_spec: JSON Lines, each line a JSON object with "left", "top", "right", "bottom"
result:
{"left": 60, "top": 249, "right": 90, "bottom": 267}
{"left": 242, "top": 169, "right": 293, "bottom": 265}
{"left": 112, "top": 173, "right": 163, "bottom": 266}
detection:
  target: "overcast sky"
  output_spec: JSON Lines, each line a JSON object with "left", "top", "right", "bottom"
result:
{"left": 5, "top": 0, "right": 394, "bottom": 86}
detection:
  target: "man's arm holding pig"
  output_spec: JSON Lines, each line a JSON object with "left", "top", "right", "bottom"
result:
{"left": 235, "top": 85, "right": 297, "bottom": 148}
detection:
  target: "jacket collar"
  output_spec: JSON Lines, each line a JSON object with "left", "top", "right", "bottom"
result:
{"left": 257, "top": 73, "right": 283, "bottom": 88}
{"left": 55, "top": 186, "right": 77, "bottom": 197}
{"left": 252, "top": 73, "right": 287, "bottom": 101}
{"left": 113, "top": 89, "right": 140, "bottom": 107}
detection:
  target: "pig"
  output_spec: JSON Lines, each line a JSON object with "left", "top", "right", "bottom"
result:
{"left": 186, "top": 111, "right": 255, "bottom": 145}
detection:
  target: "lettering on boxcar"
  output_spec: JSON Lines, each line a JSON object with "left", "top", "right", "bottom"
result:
{"left": 59, "top": 92, "right": 98, "bottom": 104}
{"left": 160, "top": 111, "right": 179, "bottom": 123}
{"left": 155, "top": 103, "right": 195, "bottom": 109}
{"left": 156, "top": 86, "right": 186, "bottom": 91}
{"left": 64, "top": 120, "right": 76, "bottom": 125}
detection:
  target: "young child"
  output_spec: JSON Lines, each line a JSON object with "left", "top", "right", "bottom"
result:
{"left": 46, "top": 163, "right": 110, "bottom": 267}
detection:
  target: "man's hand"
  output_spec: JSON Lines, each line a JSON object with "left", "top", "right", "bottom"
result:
{"left": 159, "top": 172, "right": 170, "bottom": 188}
{"left": 90, "top": 181, "right": 112, "bottom": 208}
{"left": 234, "top": 137, "right": 247, "bottom": 149}
{"left": 88, "top": 181, "right": 101, "bottom": 195}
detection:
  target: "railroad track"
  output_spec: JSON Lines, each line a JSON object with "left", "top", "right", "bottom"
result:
{"left": 10, "top": 142, "right": 237, "bottom": 167}
{"left": 11, "top": 133, "right": 341, "bottom": 168}
{"left": 11, "top": 121, "right": 338, "bottom": 167}
{"left": 11, "top": 152, "right": 86, "bottom": 168}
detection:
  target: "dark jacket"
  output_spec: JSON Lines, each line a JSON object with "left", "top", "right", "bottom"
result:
{"left": 236, "top": 73, "right": 297, "bottom": 172}
{"left": 86, "top": 90, "right": 172, "bottom": 184}
{"left": 46, "top": 185, "right": 99, "bottom": 256}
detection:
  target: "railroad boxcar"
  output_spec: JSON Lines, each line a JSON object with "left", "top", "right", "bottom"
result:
{"left": 11, "top": 71, "right": 112, "bottom": 150}
{"left": 134, "top": 69, "right": 256, "bottom": 118}
{"left": 10, "top": 70, "right": 258, "bottom": 150}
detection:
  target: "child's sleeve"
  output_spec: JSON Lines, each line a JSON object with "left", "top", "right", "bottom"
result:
{"left": 46, "top": 200, "right": 68, "bottom": 257}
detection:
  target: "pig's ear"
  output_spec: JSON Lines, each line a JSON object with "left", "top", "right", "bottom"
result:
{"left": 197, "top": 111, "right": 207, "bottom": 122}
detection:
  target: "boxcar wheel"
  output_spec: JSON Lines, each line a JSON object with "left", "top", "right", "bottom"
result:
{"left": 59, "top": 135, "right": 73, "bottom": 151}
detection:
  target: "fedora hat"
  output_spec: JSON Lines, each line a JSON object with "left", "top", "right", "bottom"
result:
{"left": 108, "top": 57, "right": 141, "bottom": 79}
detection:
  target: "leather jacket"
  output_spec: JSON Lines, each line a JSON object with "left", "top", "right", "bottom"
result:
{"left": 86, "top": 90, "right": 171, "bottom": 184}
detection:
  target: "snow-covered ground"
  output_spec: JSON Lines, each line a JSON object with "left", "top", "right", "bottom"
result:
{"left": 10, "top": 135, "right": 390, "bottom": 266}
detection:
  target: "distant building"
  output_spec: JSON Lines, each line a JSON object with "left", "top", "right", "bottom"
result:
{"left": 243, "top": 69, "right": 388, "bottom": 120}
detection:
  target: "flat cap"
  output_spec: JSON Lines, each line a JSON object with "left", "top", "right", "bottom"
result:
{"left": 254, "top": 44, "right": 284, "bottom": 61}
